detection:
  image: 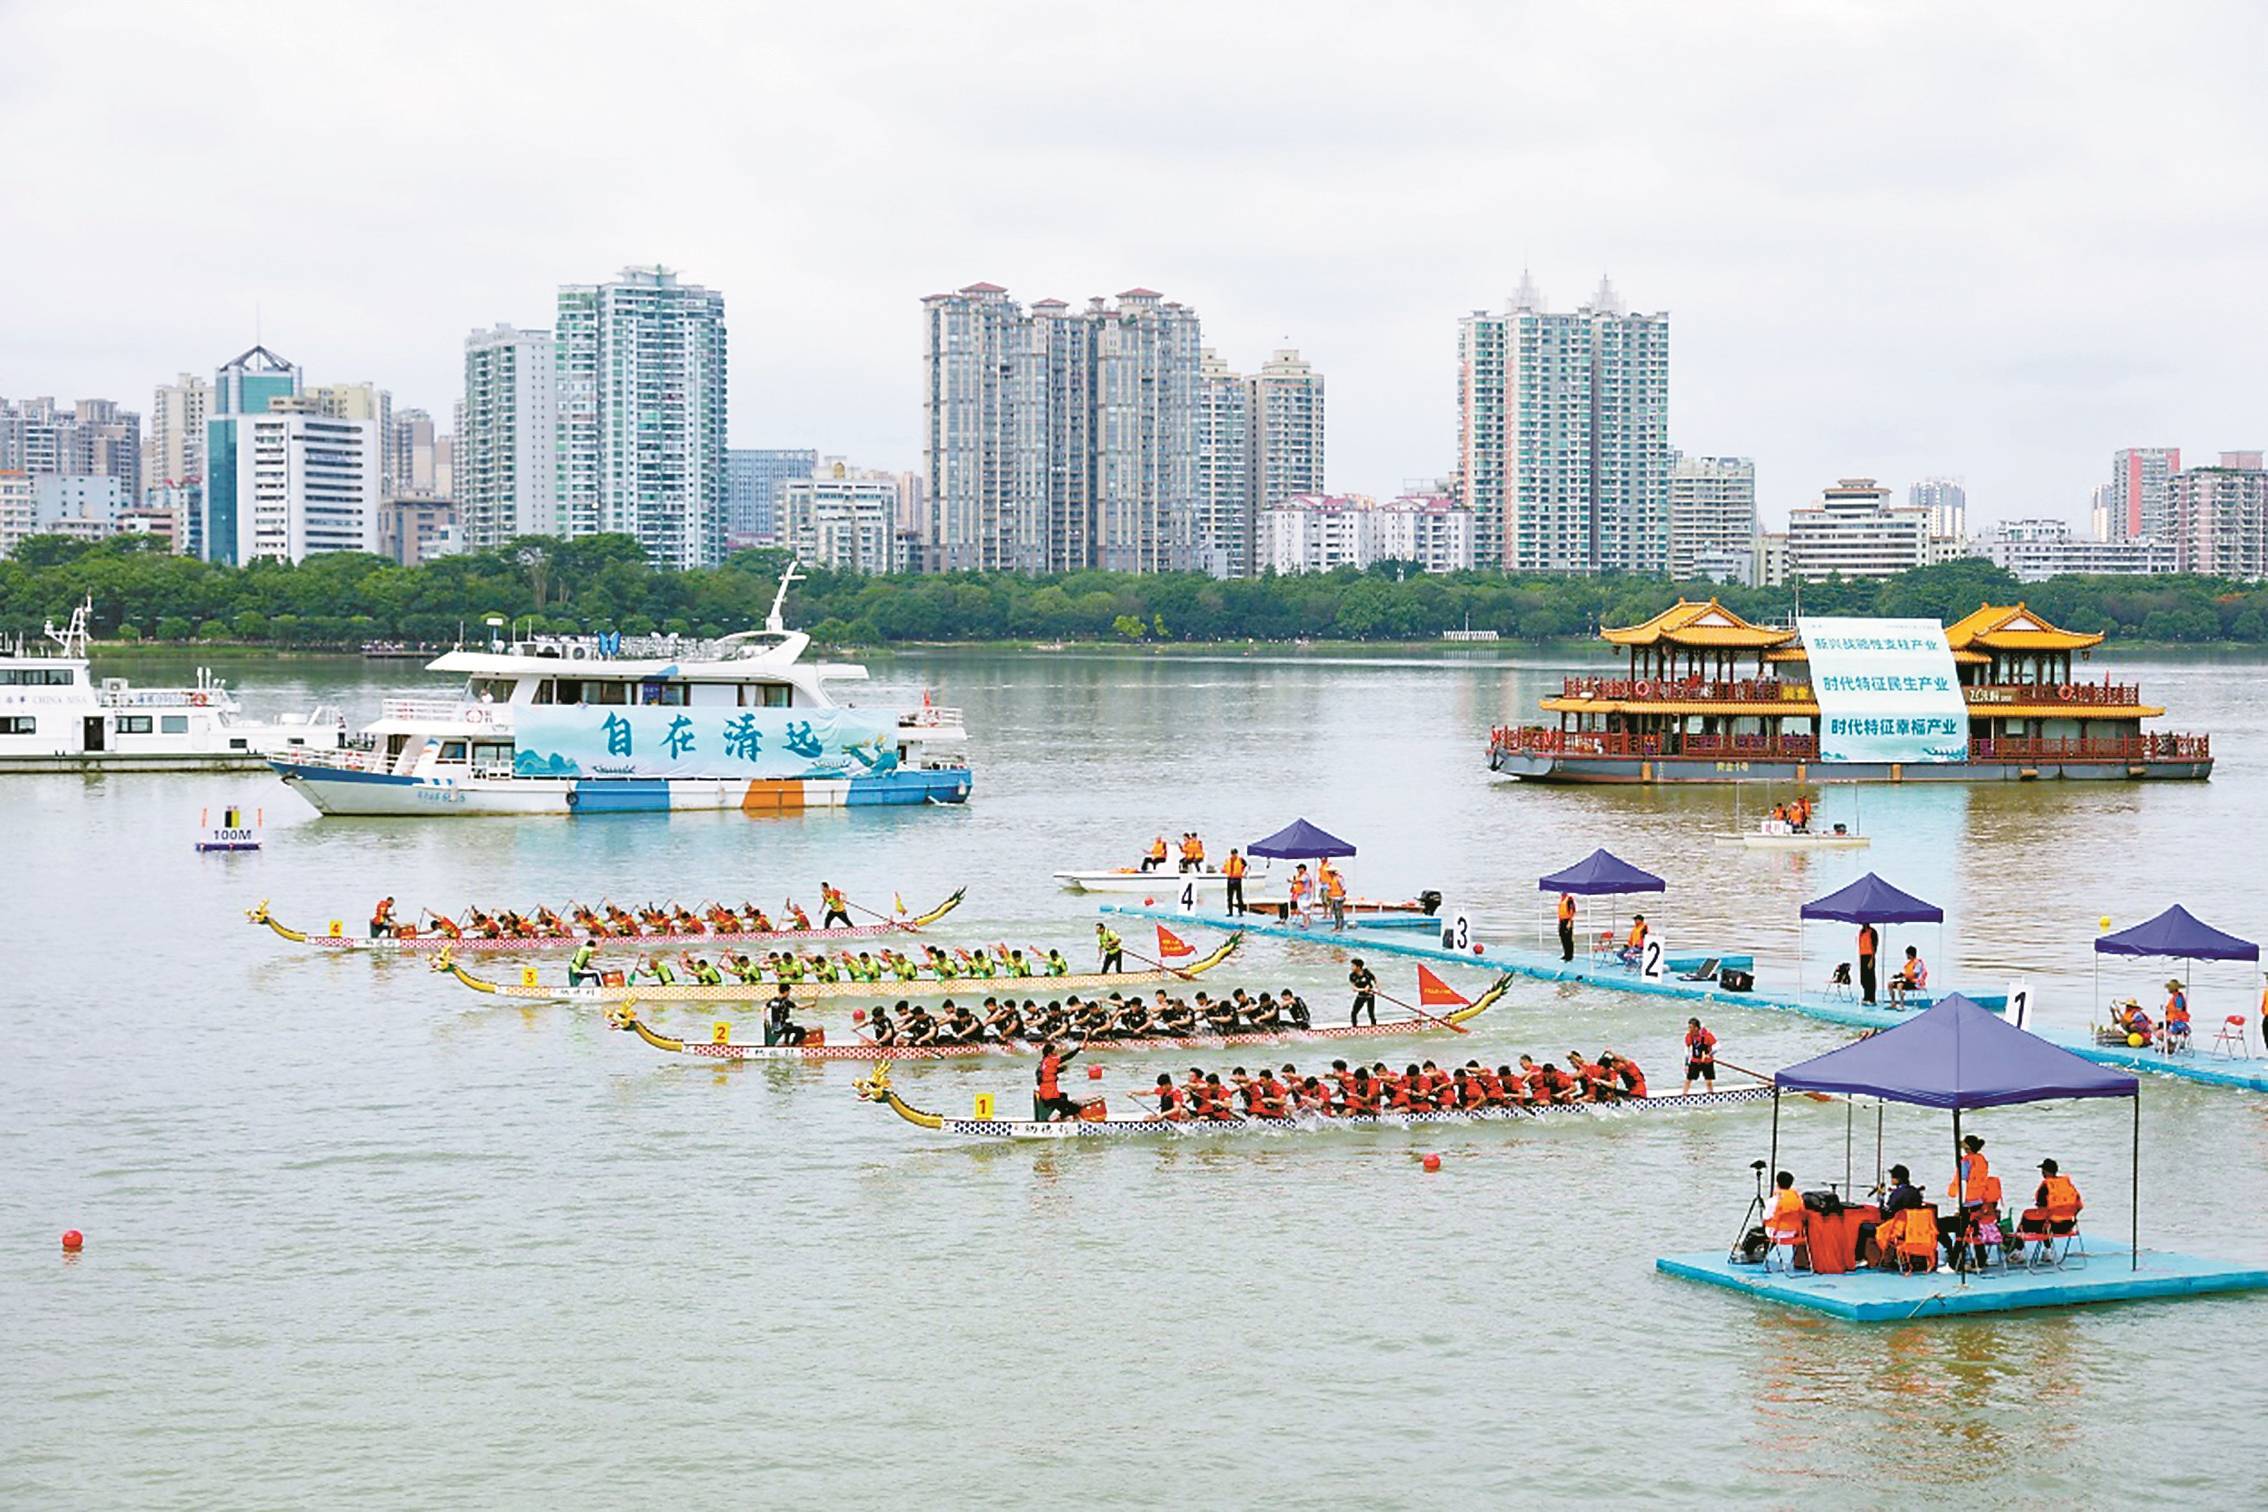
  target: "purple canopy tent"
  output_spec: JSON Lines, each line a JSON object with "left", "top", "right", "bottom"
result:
{"left": 1796, "top": 872, "right": 1945, "bottom": 1008}
{"left": 1771, "top": 994, "right": 2141, "bottom": 1270}
{"left": 1535, "top": 849, "right": 1665, "bottom": 959}
{"left": 1247, "top": 818, "right": 1357, "bottom": 860}
{"left": 2091, "top": 904, "right": 2260, "bottom": 1035}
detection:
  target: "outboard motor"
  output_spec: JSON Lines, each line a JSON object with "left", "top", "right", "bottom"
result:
{"left": 1418, "top": 889, "right": 1443, "bottom": 916}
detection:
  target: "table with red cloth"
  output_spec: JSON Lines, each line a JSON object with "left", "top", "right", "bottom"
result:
{"left": 1802, "top": 1203, "right": 1881, "bottom": 1275}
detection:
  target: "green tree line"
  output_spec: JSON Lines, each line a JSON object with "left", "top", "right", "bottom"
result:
{"left": 5, "top": 532, "right": 2268, "bottom": 647}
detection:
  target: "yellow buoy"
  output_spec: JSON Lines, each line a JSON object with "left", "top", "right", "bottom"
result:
{"left": 2100, "top": 915, "right": 2113, "bottom": 930}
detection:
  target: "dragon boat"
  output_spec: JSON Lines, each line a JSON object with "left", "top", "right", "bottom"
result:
{"left": 853, "top": 1060, "right": 1776, "bottom": 1139}
{"left": 244, "top": 889, "right": 966, "bottom": 954}
{"left": 604, "top": 975, "right": 1508, "bottom": 1062}
{"left": 431, "top": 933, "right": 1244, "bottom": 1005}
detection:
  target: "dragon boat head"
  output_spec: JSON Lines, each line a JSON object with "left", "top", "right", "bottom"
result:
{"left": 428, "top": 946, "right": 457, "bottom": 972}
{"left": 852, "top": 1062, "right": 897, "bottom": 1103}
{"left": 245, "top": 899, "right": 272, "bottom": 925}
{"left": 606, "top": 1005, "right": 639, "bottom": 1032}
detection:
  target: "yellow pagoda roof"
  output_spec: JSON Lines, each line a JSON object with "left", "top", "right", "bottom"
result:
{"left": 1944, "top": 602, "right": 2104, "bottom": 653}
{"left": 1601, "top": 599, "right": 1796, "bottom": 649}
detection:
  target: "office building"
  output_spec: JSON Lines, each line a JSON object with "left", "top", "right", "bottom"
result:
{"left": 921, "top": 282, "right": 1200, "bottom": 573}
{"left": 2089, "top": 482, "right": 2115, "bottom": 543}
{"left": 2168, "top": 453, "right": 2268, "bottom": 579}
{"left": 1910, "top": 476, "right": 1968, "bottom": 540}
{"left": 1782, "top": 477, "right": 1950, "bottom": 581}
{"left": 147, "top": 374, "right": 210, "bottom": 553}
{"left": 0, "top": 471, "right": 32, "bottom": 557}
{"left": 1967, "top": 518, "right": 2177, "bottom": 582}
{"left": 1193, "top": 351, "right": 1252, "bottom": 577}
{"left": 782, "top": 458, "right": 900, "bottom": 574}
{"left": 1260, "top": 493, "right": 1474, "bottom": 576}
{"left": 725, "top": 448, "right": 817, "bottom": 547}
{"left": 205, "top": 404, "right": 380, "bottom": 564}
{"left": 458, "top": 324, "right": 558, "bottom": 549}
{"left": 379, "top": 498, "right": 457, "bottom": 566}
{"left": 33, "top": 474, "right": 124, "bottom": 532}
{"left": 0, "top": 396, "right": 142, "bottom": 498}
{"left": 2107, "top": 447, "right": 2181, "bottom": 540}
{"left": 203, "top": 345, "right": 303, "bottom": 561}
{"left": 1668, "top": 454, "right": 1757, "bottom": 581}
{"left": 1457, "top": 273, "right": 1670, "bottom": 573}
{"left": 392, "top": 409, "right": 439, "bottom": 498}
{"left": 557, "top": 265, "right": 729, "bottom": 570}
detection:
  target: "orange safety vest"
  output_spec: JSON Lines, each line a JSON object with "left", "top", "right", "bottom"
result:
{"left": 1325, "top": 870, "right": 1346, "bottom": 900}
{"left": 1224, "top": 854, "right": 1246, "bottom": 878}
{"left": 1626, "top": 920, "right": 1647, "bottom": 948}
{"left": 2040, "top": 1174, "right": 2082, "bottom": 1218}
{"left": 1768, "top": 1189, "right": 1805, "bottom": 1237}
{"left": 1558, "top": 894, "right": 1575, "bottom": 923}
{"left": 1948, "top": 1152, "right": 1991, "bottom": 1207}
{"left": 1150, "top": 838, "right": 1167, "bottom": 860}
{"left": 1037, "top": 1053, "right": 1062, "bottom": 1099}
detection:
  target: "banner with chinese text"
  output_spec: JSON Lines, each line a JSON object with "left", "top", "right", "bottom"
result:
{"left": 1797, "top": 616, "right": 1969, "bottom": 764}
{"left": 511, "top": 706, "right": 901, "bottom": 780}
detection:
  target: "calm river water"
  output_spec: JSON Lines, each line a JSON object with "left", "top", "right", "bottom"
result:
{"left": 8, "top": 645, "right": 2268, "bottom": 1506}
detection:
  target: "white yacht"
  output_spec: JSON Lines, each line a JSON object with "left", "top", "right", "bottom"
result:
{"left": 0, "top": 600, "right": 346, "bottom": 772}
{"left": 270, "top": 567, "right": 972, "bottom": 817}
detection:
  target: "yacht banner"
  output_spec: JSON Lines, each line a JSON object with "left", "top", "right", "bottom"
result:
{"left": 511, "top": 706, "right": 901, "bottom": 780}
{"left": 1798, "top": 616, "right": 1969, "bottom": 765}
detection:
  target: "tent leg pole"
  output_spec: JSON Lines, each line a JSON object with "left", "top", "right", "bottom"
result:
{"left": 1952, "top": 1107, "right": 1965, "bottom": 1286}
{"left": 2132, "top": 1093, "right": 2140, "bottom": 1272}
{"left": 1844, "top": 1098, "right": 1852, "bottom": 1194}
{"left": 1875, "top": 1100, "right": 1884, "bottom": 1191}
{"left": 1768, "top": 1088, "right": 1781, "bottom": 1190}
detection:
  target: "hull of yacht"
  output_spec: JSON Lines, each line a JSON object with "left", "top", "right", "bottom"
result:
{"left": 272, "top": 761, "right": 974, "bottom": 816}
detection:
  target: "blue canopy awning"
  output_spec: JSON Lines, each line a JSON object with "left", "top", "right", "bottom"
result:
{"left": 2093, "top": 904, "right": 2259, "bottom": 963}
{"left": 1776, "top": 994, "right": 2138, "bottom": 1110}
{"left": 1247, "top": 818, "right": 1357, "bottom": 859}
{"left": 1800, "top": 871, "right": 1943, "bottom": 924}
{"left": 1537, "top": 848, "right": 1666, "bottom": 896}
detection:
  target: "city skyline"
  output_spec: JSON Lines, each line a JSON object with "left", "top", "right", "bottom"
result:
{"left": 5, "top": 4, "right": 2262, "bottom": 532}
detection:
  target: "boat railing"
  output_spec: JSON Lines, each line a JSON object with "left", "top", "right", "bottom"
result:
{"left": 278, "top": 745, "right": 394, "bottom": 773}
{"left": 900, "top": 706, "right": 964, "bottom": 730}
{"left": 1557, "top": 675, "right": 1799, "bottom": 703}
{"left": 1963, "top": 681, "right": 2141, "bottom": 707}
{"left": 96, "top": 686, "right": 235, "bottom": 710}
{"left": 380, "top": 696, "right": 502, "bottom": 725}
{"left": 1972, "top": 733, "right": 2210, "bottom": 762}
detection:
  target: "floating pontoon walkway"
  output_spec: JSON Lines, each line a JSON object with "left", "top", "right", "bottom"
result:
{"left": 1098, "top": 904, "right": 2268, "bottom": 1095}
{"left": 1654, "top": 1247, "right": 2268, "bottom": 1322}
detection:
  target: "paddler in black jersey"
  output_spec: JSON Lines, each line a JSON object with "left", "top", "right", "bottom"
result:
{"left": 937, "top": 1000, "right": 981, "bottom": 1044}
{"left": 763, "top": 988, "right": 806, "bottom": 1047}
{"left": 984, "top": 999, "right": 1028, "bottom": 1042}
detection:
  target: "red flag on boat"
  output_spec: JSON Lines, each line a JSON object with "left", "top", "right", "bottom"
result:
{"left": 1156, "top": 924, "right": 1196, "bottom": 959}
{"left": 1417, "top": 965, "right": 1469, "bottom": 1007}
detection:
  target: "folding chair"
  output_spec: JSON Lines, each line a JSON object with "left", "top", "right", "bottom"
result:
{"left": 2213, "top": 1015, "right": 2248, "bottom": 1059}
{"left": 1895, "top": 1205, "right": 1939, "bottom": 1275}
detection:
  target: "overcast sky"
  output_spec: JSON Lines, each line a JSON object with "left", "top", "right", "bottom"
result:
{"left": 3, "top": 1, "right": 2262, "bottom": 527}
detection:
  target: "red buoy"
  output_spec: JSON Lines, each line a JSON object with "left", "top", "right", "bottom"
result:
{"left": 1473, "top": 944, "right": 1486, "bottom": 955}
{"left": 851, "top": 1009, "right": 867, "bottom": 1024}
{"left": 1087, "top": 1063, "right": 1104, "bottom": 1080}
{"left": 60, "top": 1229, "right": 84, "bottom": 1252}
{"left": 1143, "top": 897, "right": 1155, "bottom": 907}
{"left": 1421, "top": 1154, "right": 1442, "bottom": 1173}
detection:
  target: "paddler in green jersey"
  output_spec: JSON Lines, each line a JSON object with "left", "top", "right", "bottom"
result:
{"left": 967, "top": 947, "right": 995, "bottom": 979}
{"left": 568, "top": 938, "right": 601, "bottom": 986}
{"left": 685, "top": 955, "right": 724, "bottom": 987}
{"left": 774, "top": 952, "right": 806, "bottom": 983}
{"left": 852, "top": 952, "right": 880, "bottom": 982}
{"left": 928, "top": 947, "right": 960, "bottom": 980}
{"left": 1008, "top": 948, "right": 1034, "bottom": 978}
{"left": 727, "top": 952, "right": 764, "bottom": 985}
{"left": 810, "top": 954, "right": 841, "bottom": 983}
{"left": 889, "top": 951, "right": 920, "bottom": 981}
{"left": 1045, "top": 948, "right": 1069, "bottom": 977}
{"left": 634, "top": 954, "right": 676, "bottom": 986}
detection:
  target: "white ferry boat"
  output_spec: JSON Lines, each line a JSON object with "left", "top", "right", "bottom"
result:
{"left": 270, "top": 567, "right": 972, "bottom": 816}
{"left": 0, "top": 600, "right": 345, "bottom": 773}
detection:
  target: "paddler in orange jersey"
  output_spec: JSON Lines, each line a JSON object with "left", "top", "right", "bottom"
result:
{"left": 369, "top": 898, "right": 398, "bottom": 939}
{"left": 819, "top": 883, "right": 851, "bottom": 930}
{"left": 787, "top": 900, "right": 813, "bottom": 932}
{"left": 1141, "top": 834, "right": 1168, "bottom": 873}
{"left": 1033, "top": 1040, "right": 1084, "bottom": 1122}
{"left": 428, "top": 910, "right": 463, "bottom": 940}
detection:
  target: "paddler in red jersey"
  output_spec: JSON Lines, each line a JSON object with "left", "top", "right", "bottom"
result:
{"left": 1033, "top": 1040, "right": 1084, "bottom": 1121}
{"left": 1606, "top": 1052, "right": 1647, "bottom": 1100}
{"left": 1146, "top": 1073, "right": 1188, "bottom": 1122}
{"left": 1249, "top": 1068, "right": 1288, "bottom": 1118}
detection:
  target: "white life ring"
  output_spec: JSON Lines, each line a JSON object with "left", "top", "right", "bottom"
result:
{"left": 188, "top": 692, "right": 209, "bottom": 707}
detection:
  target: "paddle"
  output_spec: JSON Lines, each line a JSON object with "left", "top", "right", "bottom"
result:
{"left": 1370, "top": 984, "right": 1471, "bottom": 1036}
{"left": 1718, "top": 1057, "right": 1831, "bottom": 1102}
{"left": 842, "top": 894, "right": 923, "bottom": 934}
{"left": 1121, "top": 945, "right": 1208, "bottom": 983}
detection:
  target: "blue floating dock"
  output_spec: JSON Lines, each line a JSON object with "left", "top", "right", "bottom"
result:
{"left": 1102, "top": 903, "right": 2268, "bottom": 1096}
{"left": 1656, "top": 1247, "right": 2268, "bottom": 1321}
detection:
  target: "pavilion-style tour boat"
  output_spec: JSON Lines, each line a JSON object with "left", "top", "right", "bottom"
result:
{"left": 1488, "top": 600, "right": 2211, "bottom": 784}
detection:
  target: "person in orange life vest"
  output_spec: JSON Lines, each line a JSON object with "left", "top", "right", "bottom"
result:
{"left": 1186, "top": 834, "right": 1206, "bottom": 874}
{"left": 1766, "top": 1170, "right": 1811, "bottom": 1269}
{"left": 1222, "top": 848, "right": 1249, "bottom": 915}
{"left": 1320, "top": 862, "right": 1349, "bottom": 930}
{"left": 1618, "top": 913, "right": 1650, "bottom": 967}
{"left": 1888, "top": 945, "right": 1929, "bottom": 1009}
{"left": 1683, "top": 1018, "right": 1717, "bottom": 1094}
{"left": 1033, "top": 1040, "right": 1084, "bottom": 1122}
{"left": 1557, "top": 891, "right": 1578, "bottom": 962}
{"left": 2019, "top": 1158, "right": 2085, "bottom": 1250}
{"left": 1607, "top": 1052, "right": 1647, "bottom": 1100}
{"left": 2162, "top": 980, "right": 2191, "bottom": 1047}
{"left": 1139, "top": 835, "right": 1167, "bottom": 873}
{"left": 370, "top": 897, "right": 397, "bottom": 939}
{"left": 1288, "top": 863, "right": 1313, "bottom": 919}
{"left": 1939, "top": 1134, "right": 1993, "bottom": 1249}
{"left": 1856, "top": 921, "right": 1880, "bottom": 1005}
